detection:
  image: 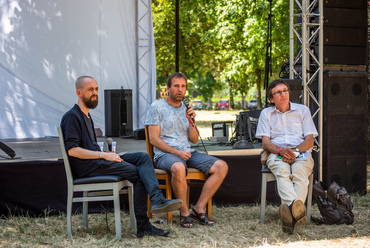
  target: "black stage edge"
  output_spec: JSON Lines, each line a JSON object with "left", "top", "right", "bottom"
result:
{"left": 0, "top": 159, "right": 131, "bottom": 217}
{"left": 189, "top": 154, "right": 280, "bottom": 206}
{"left": 0, "top": 148, "right": 280, "bottom": 217}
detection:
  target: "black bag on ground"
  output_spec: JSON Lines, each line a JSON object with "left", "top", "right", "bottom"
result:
{"left": 312, "top": 181, "right": 354, "bottom": 225}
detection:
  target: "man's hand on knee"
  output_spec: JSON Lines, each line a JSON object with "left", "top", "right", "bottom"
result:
{"left": 177, "top": 150, "right": 191, "bottom": 161}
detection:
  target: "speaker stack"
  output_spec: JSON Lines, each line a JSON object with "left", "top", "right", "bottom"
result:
{"left": 104, "top": 89, "right": 133, "bottom": 137}
{"left": 323, "top": 71, "right": 367, "bottom": 193}
{"left": 320, "top": 0, "right": 368, "bottom": 194}
{"left": 321, "top": 0, "right": 368, "bottom": 65}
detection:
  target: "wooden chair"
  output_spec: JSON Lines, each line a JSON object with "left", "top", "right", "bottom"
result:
{"left": 58, "top": 127, "right": 135, "bottom": 240}
{"left": 260, "top": 165, "right": 313, "bottom": 224}
{"left": 144, "top": 125, "right": 212, "bottom": 223}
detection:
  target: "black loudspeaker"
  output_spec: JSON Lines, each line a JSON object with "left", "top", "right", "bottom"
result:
{"left": 285, "top": 79, "right": 303, "bottom": 104}
{"left": 321, "top": 1, "right": 368, "bottom": 65}
{"left": 324, "top": 0, "right": 367, "bottom": 9}
{"left": 323, "top": 71, "right": 368, "bottom": 194}
{"left": 104, "top": 89, "right": 133, "bottom": 137}
{"left": 133, "top": 128, "right": 145, "bottom": 140}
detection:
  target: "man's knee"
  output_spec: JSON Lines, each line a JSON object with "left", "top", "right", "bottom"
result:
{"left": 209, "top": 159, "right": 228, "bottom": 176}
{"left": 170, "top": 162, "right": 186, "bottom": 179}
{"left": 139, "top": 152, "right": 152, "bottom": 161}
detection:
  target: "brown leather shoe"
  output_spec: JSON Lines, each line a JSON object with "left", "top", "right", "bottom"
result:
{"left": 279, "top": 204, "right": 294, "bottom": 234}
{"left": 291, "top": 199, "right": 308, "bottom": 225}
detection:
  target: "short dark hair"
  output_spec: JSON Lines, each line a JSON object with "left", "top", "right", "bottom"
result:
{"left": 166, "top": 72, "right": 187, "bottom": 88}
{"left": 266, "top": 79, "right": 289, "bottom": 105}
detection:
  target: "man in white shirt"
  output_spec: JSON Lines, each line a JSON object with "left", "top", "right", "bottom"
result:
{"left": 256, "top": 79, "right": 318, "bottom": 234}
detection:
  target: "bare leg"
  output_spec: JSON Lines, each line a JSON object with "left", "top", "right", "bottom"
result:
{"left": 170, "top": 162, "right": 193, "bottom": 227}
{"left": 192, "top": 160, "right": 228, "bottom": 223}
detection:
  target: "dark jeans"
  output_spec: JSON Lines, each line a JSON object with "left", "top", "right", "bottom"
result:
{"left": 85, "top": 152, "right": 163, "bottom": 230}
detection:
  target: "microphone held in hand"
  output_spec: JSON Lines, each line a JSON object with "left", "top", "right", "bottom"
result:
{"left": 107, "top": 138, "right": 113, "bottom": 152}
{"left": 183, "top": 99, "right": 195, "bottom": 123}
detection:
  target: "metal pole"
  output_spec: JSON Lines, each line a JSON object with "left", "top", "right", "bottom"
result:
{"left": 175, "top": 0, "right": 179, "bottom": 72}
{"left": 318, "top": 0, "right": 324, "bottom": 182}
{"left": 289, "top": 0, "right": 294, "bottom": 79}
{"left": 302, "top": 0, "right": 308, "bottom": 105}
{"left": 135, "top": 0, "right": 139, "bottom": 128}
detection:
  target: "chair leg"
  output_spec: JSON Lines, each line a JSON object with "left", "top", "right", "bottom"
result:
{"left": 165, "top": 176, "right": 173, "bottom": 223}
{"left": 206, "top": 198, "right": 212, "bottom": 219}
{"left": 186, "top": 179, "right": 191, "bottom": 209}
{"left": 260, "top": 174, "right": 268, "bottom": 223}
{"left": 113, "top": 185, "right": 122, "bottom": 240}
{"left": 128, "top": 185, "right": 136, "bottom": 230}
{"left": 83, "top": 191, "right": 88, "bottom": 228}
{"left": 306, "top": 173, "right": 314, "bottom": 224}
{"left": 67, "top": 189, "right": 73, "bottom": 238}
{"left": 147, "top": 194, "right": 152, "bottom": 219}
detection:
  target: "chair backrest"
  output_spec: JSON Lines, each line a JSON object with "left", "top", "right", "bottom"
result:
{"left": 144, "top": 125, "right": 154, "bottom": 161}
{"left": 57, "top": 127, "right": 74, "bottom": 186}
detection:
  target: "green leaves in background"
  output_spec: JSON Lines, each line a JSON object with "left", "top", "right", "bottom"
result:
{"left": 152, "top": 0, "right": 289, "bottom": 107}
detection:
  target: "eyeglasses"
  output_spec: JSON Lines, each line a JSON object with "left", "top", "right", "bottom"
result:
{"left": 272, "top": 89, "right": 289, "bottom": 96}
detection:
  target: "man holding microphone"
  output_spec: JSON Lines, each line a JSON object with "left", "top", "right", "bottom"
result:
{"left": 145, "top": 72, "right": 228, "bottom": 228}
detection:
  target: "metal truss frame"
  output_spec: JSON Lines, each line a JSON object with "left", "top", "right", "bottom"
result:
{"left": 136, "top": 0, "right": 155, "bottom": 127}
{"left": 289, "top": 0, "right": 323, "bottom": 180}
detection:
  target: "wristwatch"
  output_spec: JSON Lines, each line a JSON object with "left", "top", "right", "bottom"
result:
{"left": 293, "top": 148, "right": 300, "bottom": 157}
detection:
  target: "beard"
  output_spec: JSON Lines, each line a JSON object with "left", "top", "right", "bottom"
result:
{"left": 169, "top": 91, "right": 184, "bottom": 102}
{"left": 83, "top": 95, "right": 99, "bottom": 109}
{"left": 174, "top": 94, "right": 184, "bottom": 102}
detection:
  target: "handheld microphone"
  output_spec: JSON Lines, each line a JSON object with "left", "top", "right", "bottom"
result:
{"left": 183, "top": 99, "right": 195, "bottom": 123}
{"left": 107, "top": 138, "right": 113, "bottom": 152}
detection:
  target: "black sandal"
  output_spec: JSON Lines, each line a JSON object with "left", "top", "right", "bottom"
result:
{"left": 191, "top": 208, "right": 214, "bottom": 226}
{"left": 180, "top": 215, "right": 194, "bottom": 228}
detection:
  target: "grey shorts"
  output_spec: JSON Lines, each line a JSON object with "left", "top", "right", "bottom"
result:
{"left": 155, "top": 151, "right": 218, "bottom": 176}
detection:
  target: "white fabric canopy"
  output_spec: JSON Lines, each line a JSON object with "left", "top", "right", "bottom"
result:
{"left": 0, "top": 0, "right": 156, "bottom": 139}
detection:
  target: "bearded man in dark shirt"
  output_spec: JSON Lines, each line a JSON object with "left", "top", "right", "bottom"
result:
{"left": 61, "top": 76, "right": 182, "bottom": 238}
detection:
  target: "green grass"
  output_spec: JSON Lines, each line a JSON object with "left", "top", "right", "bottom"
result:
{"left": 1, "top": 193, "right": 369, "bottom": 248}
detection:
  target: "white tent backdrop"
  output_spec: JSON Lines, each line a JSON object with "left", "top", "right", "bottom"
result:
{"left": 0, "top": 0, "right": 156, "bottom": 139}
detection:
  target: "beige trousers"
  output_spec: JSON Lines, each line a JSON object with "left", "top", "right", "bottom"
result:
{"left": 266, "top": 152, "right": 314, "bottom": 205}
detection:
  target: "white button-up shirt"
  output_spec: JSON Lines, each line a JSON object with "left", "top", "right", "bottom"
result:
{"left": 256, "top": 102, "right": 318, "bottom": 148}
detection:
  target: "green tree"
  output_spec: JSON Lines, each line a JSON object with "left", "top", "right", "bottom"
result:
{"left": 211, "top": 0, "right": 289, "bottom": 108}
{"left": 152, "top": 0, "right": 290, "bottom": 106}
{"left": 152, "top": 0, "right": 223, "bottom": 101}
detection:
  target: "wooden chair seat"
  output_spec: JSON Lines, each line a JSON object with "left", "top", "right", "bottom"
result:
{"left": 154, "top": 168, "right": 168, "bottom": 174}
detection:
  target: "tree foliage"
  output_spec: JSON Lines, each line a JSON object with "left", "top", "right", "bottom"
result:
{"left": 152, "top": 0, "right": 290, "bottom": 106}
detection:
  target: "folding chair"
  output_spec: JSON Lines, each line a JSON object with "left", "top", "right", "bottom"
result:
{"left": 58, "top": 127, "right": 135, "bottom": 240}
{"left": 144, "top": 126, "right": 212, "bottom": 223}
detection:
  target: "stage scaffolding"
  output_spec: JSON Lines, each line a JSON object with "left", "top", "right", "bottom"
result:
{"left": 289, "top": 0, "right": 323, "bottom": 180}
{"left": 136, "top": 0, "right": 156, "bottom": 128}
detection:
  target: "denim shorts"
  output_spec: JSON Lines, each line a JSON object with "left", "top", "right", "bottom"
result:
{"left": 155, "top": 151, "right": 218, "bottom": 176}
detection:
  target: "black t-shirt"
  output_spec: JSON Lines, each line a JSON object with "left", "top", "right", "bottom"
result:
{"left": 82, "top": 113, "right": 100, "bottom": 150}
{"left": 60, "top": 104, "right": 104, "bottom": 178}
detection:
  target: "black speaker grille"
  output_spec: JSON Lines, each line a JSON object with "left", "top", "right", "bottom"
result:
{"left": 323, "top": 156, "right": 367, "bottom": 193}
{"left": 325, "top": 114, "right": 366, "bottom": 157}
{"left": 322, "top": 71, "right": 368, "bottom": 193}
